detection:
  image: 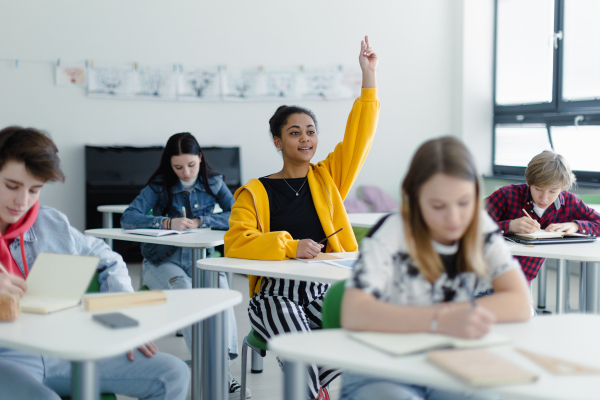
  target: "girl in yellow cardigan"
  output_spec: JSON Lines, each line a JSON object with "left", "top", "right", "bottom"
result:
{"left": 225, "top": 36, "right": 380, "bottom": 400}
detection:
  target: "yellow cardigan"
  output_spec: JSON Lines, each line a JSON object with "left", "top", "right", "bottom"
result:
{"left": 224, "top": 87, "right": 380, "bottom": 297}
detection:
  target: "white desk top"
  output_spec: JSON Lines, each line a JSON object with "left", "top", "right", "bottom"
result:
{"left": 97, "top": 205, "right": 129, "bottom": 213}
{"left": 197, "top": 253, "right": 357, "bottom": 284}
{"left": 270, "top": 314, "right": 600, "bottom": 400}
{"left": 506, "top": 240, "right": 600, "bottom": 262}
{"left": 85, "top": 228, "right": 225, "bottom": 248}
{"left": 347, "top": 213, "right": 389, "bottom": 228}
{"left": 97, "top": 204, "right": 223, "bottom": 214}
{"left": 0, "top": 289, "right": 241, "bottom": 361}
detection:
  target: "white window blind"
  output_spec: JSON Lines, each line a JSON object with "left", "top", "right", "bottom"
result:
{"left": 496, "top": 0, "right": 555, "bottom": 105}
{"left": 495, "top": 124, "right": 552, "bottom": 166}
{"left": 562, "top": 0, "right": 600, "bottom": 101}
{"left": 551, "top": 126, "right": 600, "bottom": 172}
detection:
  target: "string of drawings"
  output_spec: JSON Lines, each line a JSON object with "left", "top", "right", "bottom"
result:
{"left": 56, "top": 61, "right": 362, "bottom": 102}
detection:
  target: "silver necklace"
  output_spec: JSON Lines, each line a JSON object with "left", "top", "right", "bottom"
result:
{"left": 280, "top": 172, "right": 308, "bottom": 196}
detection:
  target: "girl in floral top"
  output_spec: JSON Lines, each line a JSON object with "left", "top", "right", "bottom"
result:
{"left": 340, "top": 137, "right": 531, "bottom": 400}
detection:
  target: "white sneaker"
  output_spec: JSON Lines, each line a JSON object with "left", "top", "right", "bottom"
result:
{"left": 228, "top": 372, "right": 251, "bottom": 399}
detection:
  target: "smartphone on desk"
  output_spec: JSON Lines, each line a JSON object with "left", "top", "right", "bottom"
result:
{"left": 92, "top": 312, "right": 139, "bottom": 329}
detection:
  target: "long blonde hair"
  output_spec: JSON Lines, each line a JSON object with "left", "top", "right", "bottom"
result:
{"left": 401, "top": 137, "right": 486, "bottom": 283}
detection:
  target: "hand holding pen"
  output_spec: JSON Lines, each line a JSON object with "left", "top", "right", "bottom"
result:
{"left": 168, "top": 206, "right": 202, "bottom": 231}
{"left": 0, "top": 262, "right": 27, "bottom": 298}
{"left": 296, "top": 228, "right": 344, "bottom": 259}
{"left": 508, "top": 208, "right": 540, "bottom": 234}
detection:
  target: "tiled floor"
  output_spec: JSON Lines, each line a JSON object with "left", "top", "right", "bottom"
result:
{"left": 118, "top": 263, "right": 582, "bottom": 400}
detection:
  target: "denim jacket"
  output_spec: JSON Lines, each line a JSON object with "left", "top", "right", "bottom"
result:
{"left": 9, "top": 206, "right": 133, "bottom": 293}
{"left": 120, "top": 174, "right": 234, "bottom": 265}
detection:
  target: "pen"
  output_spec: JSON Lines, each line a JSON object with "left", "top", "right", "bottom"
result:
{"left": 318, "top": 228, "right": 343, "bottom": 244}
{"left": 182, "top": 206, "right": 186, "bottom": 219}
{"left": 0, "top": 262, "right": 7, "bottom": 274}
{"left": 522, "top": 208, "right": 532, "bottom": 219}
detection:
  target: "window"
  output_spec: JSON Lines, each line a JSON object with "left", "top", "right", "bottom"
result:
{"left": 493, "top": 0, "right": 600, "bottom": 186}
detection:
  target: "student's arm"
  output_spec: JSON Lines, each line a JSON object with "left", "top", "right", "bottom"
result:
{"left": 120, "top": 184, "right": 169, "bottom": 230}
{"left": 485, "top": 188, "right": 540, "bottom": 234}
{"left": 0, "top": 273, "right": 27, "bottom": 297}
{"left": 69, "top": 225, "right": 134, "bottom": 293}
{"left": 200, "top": 179, "right": 234, "bottom": 230}
{"left": 316, "top": 38, "right": 380, "bottom": 199}
{"left": 224, "top": 189, "right": 298, "bottom": 260}
{"left": 546, "top": 195, "right": 600, "bottom": 235}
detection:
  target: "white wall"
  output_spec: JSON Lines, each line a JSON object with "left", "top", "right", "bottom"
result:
{"left": 0, "top": 0, "right": 466, "bottom": 230}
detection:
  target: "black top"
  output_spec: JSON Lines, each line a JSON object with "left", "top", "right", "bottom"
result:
{"left": 440, "top": 253, "right": 458, "bottom": 279}
{"left": 259, "top": 175, "right": 326, "bottom": 250}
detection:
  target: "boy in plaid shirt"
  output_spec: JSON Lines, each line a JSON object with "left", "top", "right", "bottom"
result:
{"left": 486, "top": 150, "right": 600, "bottom": 282}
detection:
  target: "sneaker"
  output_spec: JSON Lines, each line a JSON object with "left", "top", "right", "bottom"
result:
{"left": 228, "top": 372, "right": 251, "bottom": 399}
{"left": 317, "top": 387, "right": 330, "bottom": 400}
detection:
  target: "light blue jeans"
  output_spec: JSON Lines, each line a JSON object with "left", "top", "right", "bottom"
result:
{"left": 142, "top": 248, "right": 239, "bottom": 359}
{"left": 0, "top": 347, "right": 189, "bottom": 400}
{"left": 340, "top": 372, "right": 503, "bottom": 400}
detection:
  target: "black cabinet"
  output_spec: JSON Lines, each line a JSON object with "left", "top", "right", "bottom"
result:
{"left": 85, "top": 145, "right": 241, "bottom": 262}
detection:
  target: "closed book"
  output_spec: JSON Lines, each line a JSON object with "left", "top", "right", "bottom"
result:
{"left": 427, "top": 349, "right": 538, "bottom": 387}
{"left": 515, "top": 230, "right": 589, "bottom": 239}
{"left": 84, "top": 291, "right": 167, "bottom": 311}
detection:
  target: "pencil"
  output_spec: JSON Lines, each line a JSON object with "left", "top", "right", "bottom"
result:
{"left": 0, "top": 262, "right": 8, "bottom": 274}
{"left": 522, "top": 208, "right": 532, "bottom": 219}
{"left": 182, "top": 206, "right": 186, "bottom": 219}
{"left": 318, "top": 228, "right": 343, "bottom": 244}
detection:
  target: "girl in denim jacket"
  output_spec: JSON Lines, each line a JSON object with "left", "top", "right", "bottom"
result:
{"left": 121, "top": 132, "right": 246, "bottom": 397}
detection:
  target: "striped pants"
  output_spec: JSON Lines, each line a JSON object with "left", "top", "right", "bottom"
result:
{"left": 248, "top": 277, "right": 342, "bottom": 399}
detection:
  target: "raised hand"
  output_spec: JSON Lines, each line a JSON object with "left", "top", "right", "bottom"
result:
{"left": 359, "top": 35, "right": 378, "bottom": 88}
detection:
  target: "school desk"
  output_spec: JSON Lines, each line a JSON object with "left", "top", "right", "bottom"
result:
{"left": 196, "top": 253, "right": 356, "bottom": 375}
{"left": 0, "top": 289, "right": 241, "bottom": 400}
{"left": 97, "top": 203, "right": 223, "bottom": 248}
{"left": 347, "top": 212, "right": 388, "bottom": 228}
{"left": 84, "top": 228, "right": 225, "bottom": 400}
{"left": 270, "top": 314, "right": 600, "bottom": 400}
{"left": 506, "top": 241, "right": 600, "bottom": 314}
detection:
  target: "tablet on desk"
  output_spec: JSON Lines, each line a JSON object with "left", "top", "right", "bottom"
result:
{"left": 505, "top": 235, "right": 597, "bottom": 245}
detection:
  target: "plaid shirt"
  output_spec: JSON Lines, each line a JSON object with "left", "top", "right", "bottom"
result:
{"left": 485, "top": 183, "right": 600, "bottom": 282}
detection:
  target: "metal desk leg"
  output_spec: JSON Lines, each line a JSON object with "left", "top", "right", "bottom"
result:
{"left": 537, "top": 261, "right": 547, "bottom": 309}
{"left": 585, "top": 262, "right": 600, "bottom": 314}
{"left": 580, "top": 262, "right": 587, "bottom": 313}
{"left": 283, "top": 360, "right": 307, "bottom": 400}
{"left": 556, "top": 259, "right": 569, "bottom": 314}
{"left": 191, "top": 248, "right": 205, "bottom": 400}
{"left": 71, "top": 361, "right": 98, "bottom": 400}
{"left": 200, "top": 265, "right": 227, "bottom": 400}
{"left": 102, "top": 212, "right": 113, "bottom": 249}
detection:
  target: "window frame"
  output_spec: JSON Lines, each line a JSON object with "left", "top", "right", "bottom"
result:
{"left": 492, "top": 0, "right": 600, "bottom": 186}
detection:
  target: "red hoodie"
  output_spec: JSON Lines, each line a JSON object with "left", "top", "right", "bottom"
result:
{"left": 0, "top": 201, "right": 39, "bottom": 278}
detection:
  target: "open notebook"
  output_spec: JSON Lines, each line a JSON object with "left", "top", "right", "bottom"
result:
{"left": 348, "top": 331, "right": 511, "bottom": 356}
{"left": 124, "top": 228, "right": 209, "bottom": 237}
{"left": 515, "top": 230, "right": 590, "bottom": 239}
{"left": 20, "top": 253, "right": 100, "bottom": 314}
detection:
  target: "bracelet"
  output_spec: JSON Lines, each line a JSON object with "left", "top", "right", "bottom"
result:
{"left": 430, "top": 303, "right": 447, "bottom": 333}
{"left": 168, "top": 218, "right": 172, "bottom": 230}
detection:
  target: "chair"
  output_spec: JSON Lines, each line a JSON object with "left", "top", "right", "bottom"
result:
{"left": 240, "top": 329, "right": 268, "bottom": 400}
{"left": 322, "top": 280, "right": 346, "bottom": 329}
{"left": 61, "top": 273, "right": 117, "bottom": 400}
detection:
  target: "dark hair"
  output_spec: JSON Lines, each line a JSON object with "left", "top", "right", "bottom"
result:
{"left": 0, "top": 126, "right": 65, "bottom": 183}
{"left": 268, "top": 105, "right": 318, "bottom": 141}
{"left": 147, "top": 132, "right": 219, "bottom": 215}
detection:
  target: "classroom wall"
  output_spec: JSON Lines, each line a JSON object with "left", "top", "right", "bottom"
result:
{"left": 1, "top": 0, "right": 495, "bottom": 231}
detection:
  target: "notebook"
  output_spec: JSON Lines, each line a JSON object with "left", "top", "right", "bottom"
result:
{"left": 427, "top": 349, "right": 538, "bottom": 387}
{"left": 348, "top": 331, "right": 511, "bottom": 356}
{"left": 506, "top": 233, "right": 596, "bottom": 245}
{"left": 295, "top": 253, "right": 343, "bottom": 263}
{"left": 124, "top": 228, "right": 209, "bottom": 237}
{"left": 20, "top": 253, "right": 100, "bottom": 314}
{"left": 515, "top": 230, "right": 589, "bottom": 239}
